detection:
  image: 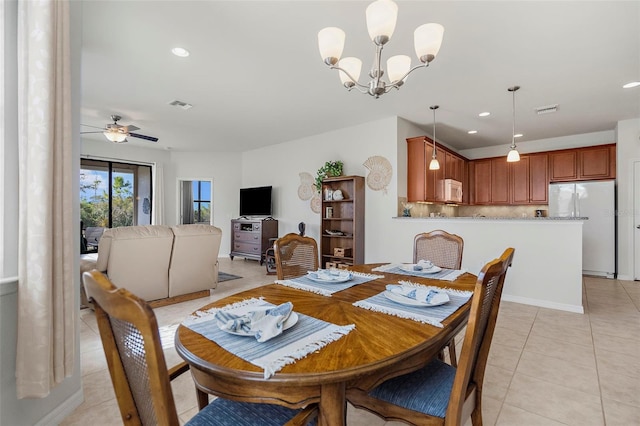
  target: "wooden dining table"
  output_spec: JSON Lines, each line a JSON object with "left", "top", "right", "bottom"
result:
{"left": 174, "top": 264, "right": 477, "bottom": 426}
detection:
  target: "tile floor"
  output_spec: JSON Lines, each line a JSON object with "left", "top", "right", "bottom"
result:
{"left": 62, "top": 259, "right": 640, "bottom": 425}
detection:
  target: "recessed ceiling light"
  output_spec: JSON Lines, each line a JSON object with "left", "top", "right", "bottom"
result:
{"left": 171, "top": 47, "right": 190, "bottom": 57}
{"left": 479, "top": 112, "right": 490, "bottom": 117}
{"left": 623, "top": 81, "right": 640, "bottom": 89}
{"left": 468, "top": 130, "right": 478, "bottom": 134}
{"left": 514, "top": 133, "right": 523, "bottom": 138}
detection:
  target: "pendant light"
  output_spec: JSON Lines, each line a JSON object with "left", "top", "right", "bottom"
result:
{"left": 428, "top": 105, "right": 440, "bottom": 170}
{"left": 506, "top": 86, "right": 521, "bottom": 162}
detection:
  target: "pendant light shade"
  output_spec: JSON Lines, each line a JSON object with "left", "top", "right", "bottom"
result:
{"left": 428, "top": 105, "right": 440, "bottom": 170}
{"left": 506, "top": 86, "right": 521, "bottom": 162}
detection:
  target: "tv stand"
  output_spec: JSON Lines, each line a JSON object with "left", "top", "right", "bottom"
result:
{"left": 230, "top": 218, "right": 278, "bottom": 264}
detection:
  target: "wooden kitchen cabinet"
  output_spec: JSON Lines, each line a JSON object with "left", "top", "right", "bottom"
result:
{"left": 510, "top": 156, "right": 530, "bottom": 204}
{"left": 578, "top": 144, "right": 616, "bottom": 180}
{"left": 490, "top": 158, "right": 509, "bottom": 204}
{"left": 529, "top": 153, "right": 549, "bottom": 203}
{"left": 549, "top": 144, "right": 615, "bottom": 182}
{"left": 406, "top": 136, "right": 467, "bottom": 203}
{"left": 471, "top": 159, "right": 492, "bottom": 204}
{"left": 549, "top": 150, "right": 578, "bottom": 181}
{"left": 407, "top": 137, "right": 427, "bottom": 202}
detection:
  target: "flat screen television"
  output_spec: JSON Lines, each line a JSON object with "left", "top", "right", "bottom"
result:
{"left": 239, "top": 186, "right": 272, "bottom": 217}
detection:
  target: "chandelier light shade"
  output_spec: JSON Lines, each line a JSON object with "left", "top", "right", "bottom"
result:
{"left": 103, "top": 129, "right": 127, "bottom": 143}
{"left": 318, "top": 0, "right": 444, "bottom": 98}
{"left": 506, "top": 85, "right": 521, "bottom": 162}
{"left": 428, "top": 105, "right": 440, "bottom": 170}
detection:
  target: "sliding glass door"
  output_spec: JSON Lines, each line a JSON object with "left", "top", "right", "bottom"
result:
{"left": 80, "top": 159, "right": 152, "bottom": 229}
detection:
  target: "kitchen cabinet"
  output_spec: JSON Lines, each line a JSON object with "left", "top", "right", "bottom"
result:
{"left": 549, "top": 144, "right": 615, "bottom": 182}
{"left": 549, "top": 150, "right": 578, "bottom": 182}
{"left": 510, "top": 156, "right": 530, "bottom": 204}
{"left": 491, "top": 158, "right": 509, "bottom": 204}
{"left": 406, "top": 136, "right": 468, "bottom": 203}
{"left": 471, "top": 159, "right": 491, "bottom": 204}
{"left": 578, "top": 144, "right": 616, "bottom": 180}
{"left": 471, "top": 154, "right": 549, "bottom": 205}
{"left": 529, "top": 153, "right": 549, "bottom": 203}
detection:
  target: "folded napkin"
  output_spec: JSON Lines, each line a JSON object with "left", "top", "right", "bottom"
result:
{"left": 215, "top": 302, "right": 293, "bottom": 342}
{"left": 413, "top": 259, "right": 435, "bottom": 271}
{"left": 310, "top": 269, "right": 352, "bottom": 281}
{"left": 386, "top": 284, "right": 450, "bottom": 305}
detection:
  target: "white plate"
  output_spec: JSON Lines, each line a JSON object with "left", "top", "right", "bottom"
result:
{"left": 399, "top": 264, "right": 442, "bottom": 274}
{"left": 383, "top": 291, "right": 449, "bottom": 307}
{"left": 306, "top": 271, "right": 353, "bottom": 283}
{"left": 217, "top": 311, "right": 299, "bottom": 337}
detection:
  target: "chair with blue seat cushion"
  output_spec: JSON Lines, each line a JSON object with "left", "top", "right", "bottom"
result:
{"left": 413, "top": 230, "right": 464, "bottom": 368}
{"left": 347, "top": 248, "right": 515, "bottom": 426}
{"left": 82, "top": 270, "right": 317, "bottom": 426}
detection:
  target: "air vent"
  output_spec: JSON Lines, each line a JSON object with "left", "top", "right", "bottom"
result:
{"left": 535, "top": 104, "right": 558, "bottom": 115}
{"left": 168, "top": 100, "right": 193, "bottom": 110}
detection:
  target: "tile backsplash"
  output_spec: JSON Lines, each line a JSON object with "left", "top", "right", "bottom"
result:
{"left": 398, "top": 197, "right": 548, "bottom": 218}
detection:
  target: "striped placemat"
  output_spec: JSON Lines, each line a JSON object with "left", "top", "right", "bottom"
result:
{"left": 372, "top": 263, "right": 466, "bottom": 281}
{"left": 353, "top": 281, "right": 473, "bottom": 327}
{"left": 182, "top": 298, "right": 355, "bottom": 378}
{"left": 276, "top": 271, "right": 382, "bottom": 296}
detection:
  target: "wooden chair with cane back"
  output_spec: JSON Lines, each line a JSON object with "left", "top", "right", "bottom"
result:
{"left": 273, "top": 233, "right": 319, "bottom": 280}
{"left": 414, "top": 230, "right": 465, "bottom": 367}
{"left": 347, "top": 248, "right": 515, "bottom": 426}
{"left": 82, "top": 270, "right": 317, "bottom": 426}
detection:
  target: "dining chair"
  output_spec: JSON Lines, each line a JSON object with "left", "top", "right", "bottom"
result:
{"left": 413, "top": 230, "right": 464, "bottom": 367}
{"left": 273, "top": 233, "right": 319, "bottom": 280}
{"left": 413, "top": 230, "right": 464, "bottom": 269}
{"left": 82, "top": 270, "right": 317, "bottom": 426}
{"left": 347, "top": 248, "right": 515, "bottom": 426}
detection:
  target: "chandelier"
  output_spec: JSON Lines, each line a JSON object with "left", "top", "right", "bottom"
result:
{"left": 317, "top": 0, "right": 444, "bottom": 99}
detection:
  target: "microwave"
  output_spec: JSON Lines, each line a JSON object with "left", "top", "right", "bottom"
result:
{"left": 443, "top": 179, "right": 463, "bottom": 203}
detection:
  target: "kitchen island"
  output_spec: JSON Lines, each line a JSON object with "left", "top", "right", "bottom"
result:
{"left": 371, "top": 217, "right": 585, "bottom": 313}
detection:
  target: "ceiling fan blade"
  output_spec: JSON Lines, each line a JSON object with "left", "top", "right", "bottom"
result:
{"left": 129, "top": 132, "right": 159, "bottom": 142}
{"left": 124, "top": 125, "right": 140, "bottom": 132}
{"left": 80, "top": 131, "right": 105, "bottom": 134}
{"left": 81, "top": 124, "right": 106, "bottom": 130}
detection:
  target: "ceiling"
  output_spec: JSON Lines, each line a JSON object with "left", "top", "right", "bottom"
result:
{"left": 80, "top": 1, "right": 640, "bottom": 153}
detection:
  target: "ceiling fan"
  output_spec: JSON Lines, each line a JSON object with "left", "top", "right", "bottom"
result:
{"left": 81, "top": 115, "right": 159, "bottom": 143}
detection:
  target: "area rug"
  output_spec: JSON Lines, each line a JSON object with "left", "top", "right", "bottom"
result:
{"left": 219, "top": 272, "right": 242, "bottom": 282}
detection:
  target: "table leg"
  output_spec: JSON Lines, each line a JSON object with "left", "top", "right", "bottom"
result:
{"left": 318, "top": 382, "right": 346, "bottom": 426}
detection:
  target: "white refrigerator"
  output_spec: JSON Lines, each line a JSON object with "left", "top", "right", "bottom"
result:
{"left": 548, "top": 180, "right": 616, "bottom": 278}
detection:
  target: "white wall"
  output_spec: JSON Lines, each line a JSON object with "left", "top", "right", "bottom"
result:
{"left": 241, "top": 117, "right": 400, "bottom": 258}
{"left": 1, "top": 1, "right": 84, "bottom": 424}
{"left": 169, "top": 151, "right": 243, "bottom": 256}
{"left": 615, "top": 118, "right": 640, "bottom": 280}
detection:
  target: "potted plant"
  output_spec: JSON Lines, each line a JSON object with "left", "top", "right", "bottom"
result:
{"left": 315, "top": 161, "right": 343, "bottom": 192}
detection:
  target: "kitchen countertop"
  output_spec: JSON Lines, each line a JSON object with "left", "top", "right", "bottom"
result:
{"left": 393, "top": 216, "right": 588, "bottom": 220}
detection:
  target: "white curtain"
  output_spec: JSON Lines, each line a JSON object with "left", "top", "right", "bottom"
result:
{"left": 182, "top": 181, "right": 195, "bottom": 224}
{"left": 152, "top": 163, "right": 164, "bottom": 225}
{"left": 15, "top": 0, "right": 75, "bottom": 398}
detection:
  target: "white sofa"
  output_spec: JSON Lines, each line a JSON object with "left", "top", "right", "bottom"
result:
{"left": 82, "top": 224, "right": 222, "bottom": 304}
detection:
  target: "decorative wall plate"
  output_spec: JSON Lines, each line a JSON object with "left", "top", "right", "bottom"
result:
{"left": 363, "top": 155, "right": 392, "bottom": 192}
{"left": 298, "top": 172, "right": 314, "bottom": 201}
{"left": 310, "top": 193, "right": 321, "bottom": 213}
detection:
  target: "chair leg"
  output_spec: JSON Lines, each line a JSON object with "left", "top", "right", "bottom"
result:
{"left": 471, "top": 392, "right": 483, "bottom": 426}
{"left": 196, "top": 388, "right": 209, "bottom": 410}
{"left": 448, "top": 339, "right": 458, "bottom": 367}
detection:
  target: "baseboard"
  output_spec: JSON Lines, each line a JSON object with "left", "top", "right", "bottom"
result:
{"left": 34, "top": 387, "right": 84, "bottom": 426}
{"left": 502, "top": 294, "right": 584, "bottom": 314}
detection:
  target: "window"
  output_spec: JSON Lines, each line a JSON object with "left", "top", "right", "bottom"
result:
{"left": 179, "top": 179, "right": 213, "bottom": 224}
{"left": 80, "top": 159, "right": 152, "bottom": 229}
